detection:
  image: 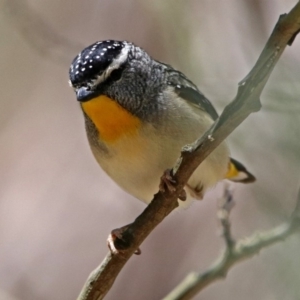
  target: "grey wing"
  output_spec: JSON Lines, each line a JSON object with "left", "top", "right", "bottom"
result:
{"left": 174, "top": 85, "right": 219, "bottom": 120}
{"left": 164, "top": 65, "right": 219, "bottom": 121}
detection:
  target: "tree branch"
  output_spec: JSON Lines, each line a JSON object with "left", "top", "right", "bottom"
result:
{"left": 77, "top": 2, "right": 300, "bottom": 299}
{"left": 217, "top": 185, "right": 236, "bottom": 251}
{"left": 162, "top": 186, "right": 300, "bottom": 300}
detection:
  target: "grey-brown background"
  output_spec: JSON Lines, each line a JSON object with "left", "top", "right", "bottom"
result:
{"left": 1, "top": 0, "right": 300, "bottom": 299}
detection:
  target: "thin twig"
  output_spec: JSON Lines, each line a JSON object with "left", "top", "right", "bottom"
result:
{"left": 77, "top": 2, "right": 300, "bottom": 299}
{"left": 162, "top": 186, "right": 300, "bottom": 300}
{"left": 217, "top": 185, "right": 236, "bottom": 251}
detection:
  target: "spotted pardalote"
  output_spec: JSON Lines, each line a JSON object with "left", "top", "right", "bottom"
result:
{"left": 69, "top": 40, "right": 255, "bottom": 206}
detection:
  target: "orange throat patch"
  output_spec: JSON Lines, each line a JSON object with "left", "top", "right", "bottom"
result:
{"left": 81, "top": 95, "right": 141, "bottom": 143}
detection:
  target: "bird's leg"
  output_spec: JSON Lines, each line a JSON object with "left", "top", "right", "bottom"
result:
{"left": 159, "top": 169, "right": 187, "bottom": 201}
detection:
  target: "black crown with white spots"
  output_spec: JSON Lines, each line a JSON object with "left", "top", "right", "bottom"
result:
{"left": 69, "top": 40, "right": 127, "bottom": 88}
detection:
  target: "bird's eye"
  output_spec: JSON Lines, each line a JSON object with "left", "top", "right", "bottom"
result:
{"left": 109, "top": 66, "right": 125, "bottom": 82}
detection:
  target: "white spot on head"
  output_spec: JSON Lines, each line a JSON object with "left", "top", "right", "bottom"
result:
{"left": 89, "top": 59, "right": 93, "bottom": 62}
{"left": 75, "top": 65, "right": 79, "bottom": 69}
{"left": 81, "top": 68, "right": 85, "bottom": 71}
{"left": 75, "top": 71, "right": 79, "bottom": 75}
{"left": 96, "top": 56, "right": 100, "bottom": 59}
{"left": 85, "top": 55, "right": 89, "bottom": 59}
{"left": 88, "top": 44, "right": 131, "bottom": 89}
{"left": 177, "top": 85, "right": 181, "bottom": 88}
{"left": 89, "top": 65, "right": 93, "bottom": 68}
{"left": 102, "top": 48, "right": 107, "bottom": 51}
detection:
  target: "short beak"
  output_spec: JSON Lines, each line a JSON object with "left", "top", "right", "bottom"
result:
{"left": 76, "top": 87, "right": 97, "bottom": 102}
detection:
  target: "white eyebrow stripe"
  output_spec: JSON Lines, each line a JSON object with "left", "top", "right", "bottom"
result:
{"left": 89, "top": 44, "right": 130, "bottom": 88}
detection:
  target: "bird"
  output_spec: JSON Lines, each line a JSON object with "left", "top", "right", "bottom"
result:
{"left": 69, "top": 40, "right": 255, "bottom": 208}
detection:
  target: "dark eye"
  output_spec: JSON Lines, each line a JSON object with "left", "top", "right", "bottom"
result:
{"left": 109, "top": 66, "right": 125, "bottom": 82}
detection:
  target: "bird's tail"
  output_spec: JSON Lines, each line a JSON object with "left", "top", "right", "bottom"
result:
{"left": 225, "top": 158, "right": 256, "bottom": 183}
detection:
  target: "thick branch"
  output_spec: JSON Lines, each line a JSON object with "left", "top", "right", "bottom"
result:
{"left": 78, "top": 2, "right": 300, "bottom": 300}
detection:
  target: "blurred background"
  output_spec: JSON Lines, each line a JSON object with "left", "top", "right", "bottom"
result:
{"left": 0, "top": 0, "right": 300, "bottom": 299}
